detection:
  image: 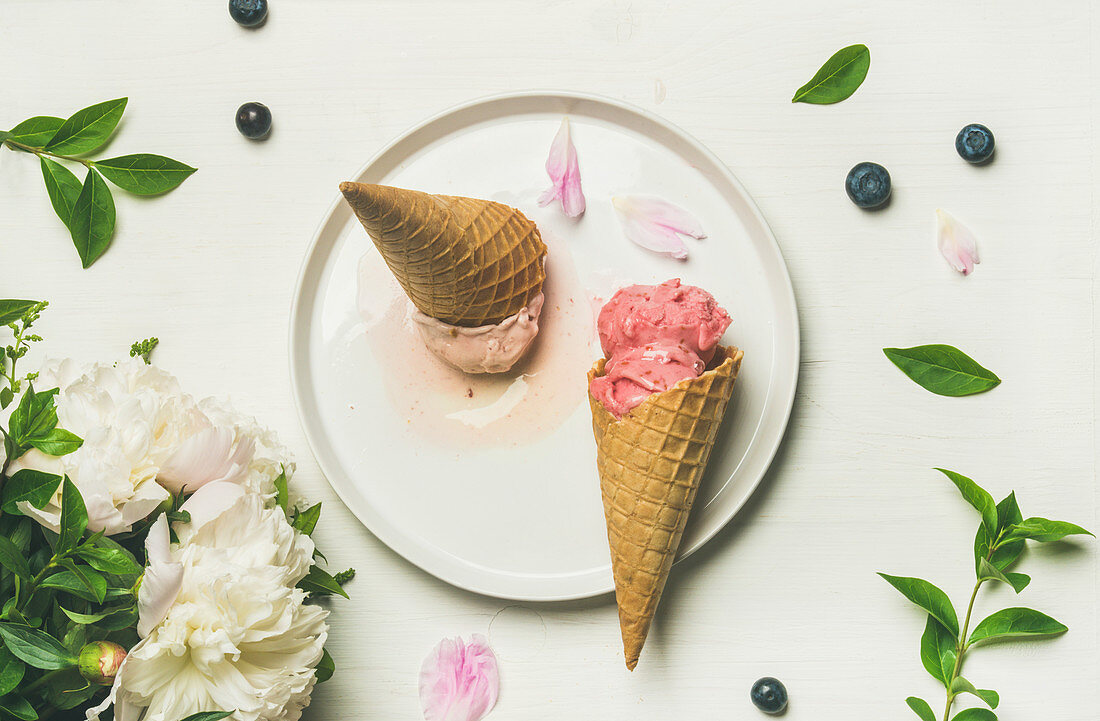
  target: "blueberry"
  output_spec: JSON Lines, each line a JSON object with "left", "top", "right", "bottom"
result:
{"left": 844, "top": 161, "right": 891, "bottom": 208}
{"left": 236, "top": 102, "right": 272, "bottom": 140}
{"left": 229, "top": 0, "right": 268, "bottom": 27}
{"left": 750, "top": 677, "right": 788, "bottom": 715}
{"left": 956, "top": 123, "right": 995, "bottom": 164}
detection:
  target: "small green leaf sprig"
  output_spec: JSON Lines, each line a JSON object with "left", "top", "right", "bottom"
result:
{"left": 880, "top": 469, "right": 1093, "bottom": 721}
{"left": 129, "top": 337, "right": 159, "bottom": 365}
{"left": 0, "top": 301, "right": 48, "bottom": 413}
{"left": 1, "top": 98, "right": 196, "bottom": 268}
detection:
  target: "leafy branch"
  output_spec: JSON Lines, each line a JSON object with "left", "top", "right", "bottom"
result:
{"left": 881, "top": 469, "right": 1093, "bottom": 721}
{"left": 1, "top": 98, "right": 196, "bottom": 268}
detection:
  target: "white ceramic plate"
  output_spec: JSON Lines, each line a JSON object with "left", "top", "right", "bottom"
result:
{"left": 289, "top": 91, "right": 799, "bottom": 601}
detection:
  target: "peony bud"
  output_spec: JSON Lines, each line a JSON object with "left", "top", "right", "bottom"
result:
{"left": 79, "top": 641, "right": 127, "bottom": 686}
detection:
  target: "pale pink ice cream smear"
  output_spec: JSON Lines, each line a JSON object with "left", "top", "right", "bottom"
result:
{"left": 589, "top": 279, "right": 731, "bottom": 418}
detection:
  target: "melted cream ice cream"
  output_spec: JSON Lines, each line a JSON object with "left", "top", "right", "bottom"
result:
{"left": 589, "top": 279, "right": 731, "bottom": 417}
{"left": 410, "top": 293, "right": 544, "bottom": 374}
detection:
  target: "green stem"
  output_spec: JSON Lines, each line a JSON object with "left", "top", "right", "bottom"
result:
{"left": 941, "top": 532, "right": 1008, "bottom": 721}
{"left": 2, "top": 139, "right": 94, "bottom": 168}
{"left": 942, "top": 579, "right": 983, "bottom": 721}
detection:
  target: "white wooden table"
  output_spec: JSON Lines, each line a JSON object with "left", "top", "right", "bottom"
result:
{"left": 2, "top": 2, "right": 1096, "bottom": 719}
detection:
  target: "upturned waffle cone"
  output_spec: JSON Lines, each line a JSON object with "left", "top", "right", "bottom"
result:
{"left": 587, "top": 345, "right": 744, "bottom": 670}
{"left": 339, "top": 182, "right": 547, "bottom": 327}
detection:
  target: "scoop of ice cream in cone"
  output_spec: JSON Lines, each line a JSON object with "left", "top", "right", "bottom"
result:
{"left": 340, "top": 182, "right": 548, "bottom": 373}
{"left": 588, "top": 279, "right": 743, "bottom": 670}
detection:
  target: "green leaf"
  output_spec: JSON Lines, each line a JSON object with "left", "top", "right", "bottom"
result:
{"left": 968, "top": 607, "right": 1067, "bottom": 646}
{"left": 315, "top": 647, "right": 334, "bottom": 683}
{"left": 274, "top": 470, "right": 289, "bottom": 513}
{"left": 166, "top": 510, "right": 191, "bottom": 525}
{"left": 0, "top": 301, "right": 39, "bottom": 326}
{"left": 95, "top": 606, "right": 139, "bottom": 631}
{"left": 292, "top": 503, "right": 321, "bottom": 536}
{"left": 978, "top": 558, "right": 1015, "bottom": 588}
{"left": 75, "top": 544, "right": 142, "bottom": 576}
{"left": 69, "top": 169, "right": 116, "bottom": 268}
{"left": 792, "top": 44, "right": 870, "bottom": 104}
{"left": 975, "top": 492, "right": 1024, "bottom": 576}
{"left": 0, "top": 693, "right": 38, "bottom": 720}
{"left": 919, "top": 615, "right": 957, "bottom": 686}
{"left": 905, "top": 697, "right": 936, "bottom": 721}
{"left": 44, "top": 98, "right": 127, "bottom": 155}
{"left": 95, "top": 154, "right": 196, "bottom": 195}
{"left": 949, "top": 677, "right": 998, "bottom": 708}
{"left": 980, "top": 561, "right": 1029, "bottom": 594}
{"left": 57, "top": 560, "right": 104, "bottom": 601}
{"left": 58, "top": 607, "right": 111, "bottom": 625}
{"left": 7, "top": 385, "right": 60, "bottom": 449}
{"left": 39, "top": 569, "right": 106, "bottom": 603}
{"left": 39, "top": 157, "right": 84, "bottom": 229}
{"left": 0, "top": 536, "right": 32, "bottom": 582}
{"left": 28, "top": 428, "right": 83, "bottom": 457}
{"left": 878, "top": 573, "right": 959, "bottom": 636}
{"left": 936, "top": 469, "right": 997, "bottom": 536}
{"left": 57, "top": 478, "right": 88, "bottom": 553}
{"left": 0, "top": 648, "right": 25, "bottom": 697}
{"left": 951, "top": 709, "right": 997, "bottom": 721}
{"left": 297, "top": 566, "right": 349, "bottom": 599}
{"left": 1003, "top": 517, "right": 1094, "bottom": 544}
{"left": 0, "top": 623, "right": 78, "bottom": 669}
{"left": 179, "top": 712, "right": 234, "bottom": 721}
{"left": 5, "top": 117, "right": 64, "bottom": 147}
{"left": 1, "top": 470, "right": 62, "bottom": 515}
{"left": 883, "top": 345, "right": 1000, "bottom": 396}
{"left": 973, "top": 690, "right": 1000, "bottom": 709}
{"left": 42, "top": 669, "right": 100, "bottom": 710}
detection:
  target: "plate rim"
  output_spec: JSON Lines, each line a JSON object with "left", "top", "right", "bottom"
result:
{"left": 288, "top": 89, "right": 800, "bottom": 601}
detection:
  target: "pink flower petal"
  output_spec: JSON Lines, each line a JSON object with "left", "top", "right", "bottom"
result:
{"left": 937, "top": 209, "right": 981, "bottom": 276}
{"left": 419, "top": 635, "right": 499, "bottom": 721}
{"left": 537, "top": 117, "right": 585, "bottom": 217}
{"left": 612, "top": 195, "right": 705, "bottom": 259}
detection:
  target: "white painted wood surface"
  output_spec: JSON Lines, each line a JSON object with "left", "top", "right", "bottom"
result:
{"left": 1, "top": 1, "right": 1096, "bottom": 719}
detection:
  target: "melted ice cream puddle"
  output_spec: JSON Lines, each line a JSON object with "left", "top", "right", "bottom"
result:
{"left": 356, "top": 229, "right": 594, "bottom": 447}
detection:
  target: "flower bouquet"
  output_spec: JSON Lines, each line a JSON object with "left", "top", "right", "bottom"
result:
{"left": 0, "top": 300, "right": 349, "bottom": 721}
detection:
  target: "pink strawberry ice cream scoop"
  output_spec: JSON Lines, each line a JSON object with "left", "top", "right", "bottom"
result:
{"left": 589, "top": 279, "right": 732, "bottom": 418}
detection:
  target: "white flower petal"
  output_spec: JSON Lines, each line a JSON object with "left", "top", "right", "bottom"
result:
{"left": 612, "top": 195, "right": 705, "bottom": 259}
{"left": 159, "top": 426, "right": 255, "bottom": 495}
{"left": 937, "top": 209, "right": 981, "bottom": 276}
{"left": 137, "top": 515, "right": 184, "bottom": 638}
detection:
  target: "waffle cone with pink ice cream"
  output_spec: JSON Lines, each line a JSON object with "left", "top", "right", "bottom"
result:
{"left": 339, "top": 182, "right": 548, "bottom": 373}
{"left": 587, "top": 279, "right": 743, "bottom": 670}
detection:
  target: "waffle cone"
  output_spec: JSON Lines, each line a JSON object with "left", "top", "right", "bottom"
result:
{"left": 339, "top": 182, "right": 547, "bottom": 327}
{"left": 587, "top": 346, "right": 744, "bottom": 670}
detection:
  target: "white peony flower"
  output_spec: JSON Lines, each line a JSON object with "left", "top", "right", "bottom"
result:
{"left": 8, "top": 359, "right": 201, "bottom": 534}
{"left": 195, "top": 397, "right": 294, "bottom": 500}
{"left": 92, "top": 482, "right": 327, "bottom": 721}
{"left": 7, "top": 359, "right": 292, "bottom": 535}
{"left": 178, "top": 481, "right": 315, "bottom": 584}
